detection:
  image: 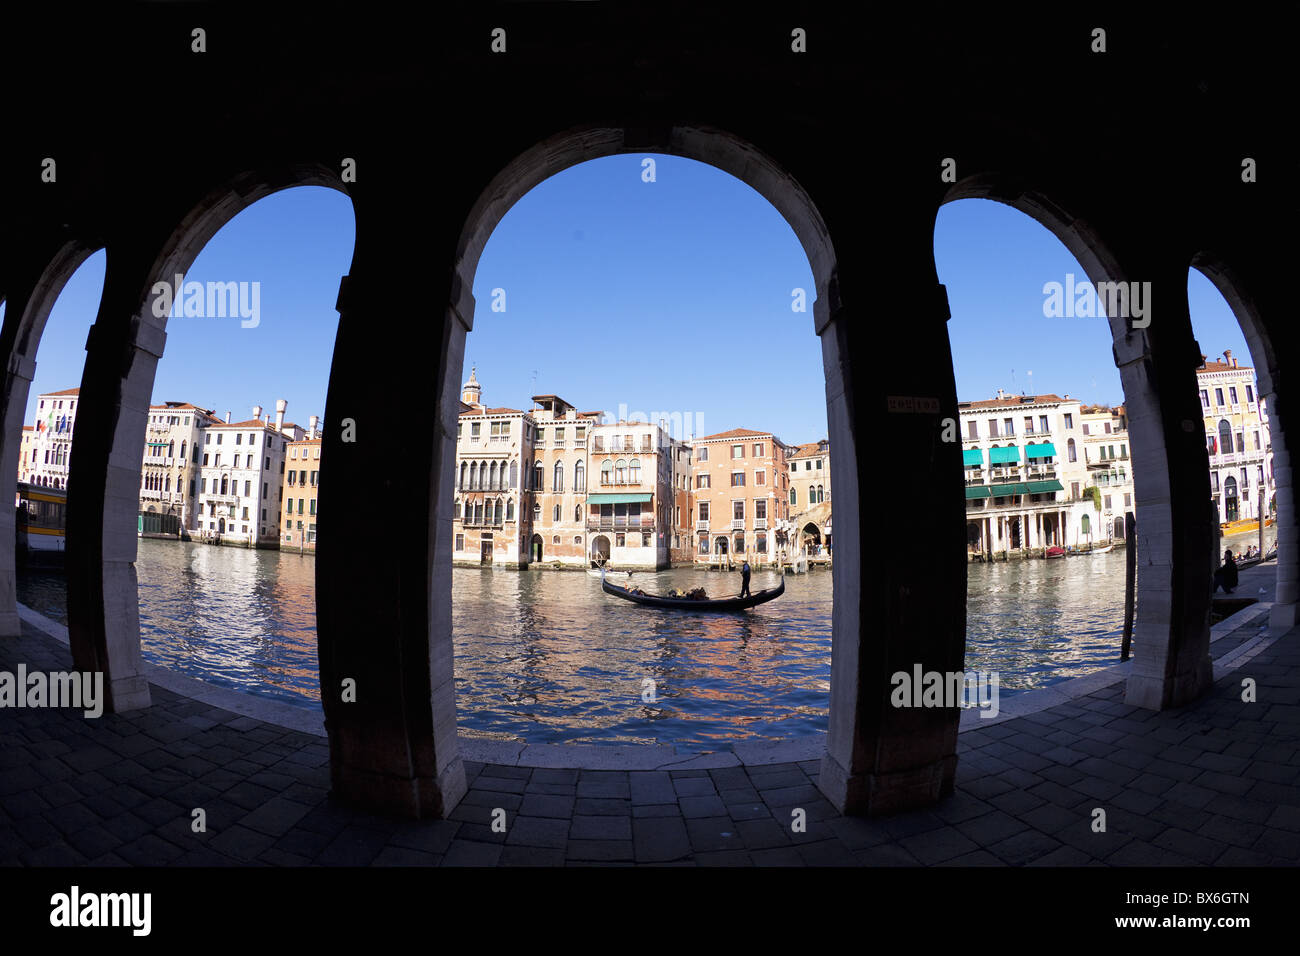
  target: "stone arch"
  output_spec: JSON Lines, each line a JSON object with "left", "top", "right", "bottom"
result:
{"left": 1190, "top": 254, "right": 1296, "bottom": 627}
{"left": 938, "top": 172, "right": 1207, "bottom": 711}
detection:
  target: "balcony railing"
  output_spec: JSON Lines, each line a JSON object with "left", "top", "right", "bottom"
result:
{"left": 460, "top": 515, "right": 505, "bottom": 528}
{"left": 695, "top": 520, "right": 709, "bottom": 532}
{"left": 754, "top": 518, "right": 767, "bottom": 530}
{"left": 599, "top": 477, "right": 644, "bottom": 487}
{"left": 586, "top": 516, "right": 655, "bottom": 532}
{"left": 731, "top": 518, "right": 745, "bottom": 530}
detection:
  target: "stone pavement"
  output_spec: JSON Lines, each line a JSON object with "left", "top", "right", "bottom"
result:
{"left": 1, "top": 596, "right": 1297, "bottom": 866}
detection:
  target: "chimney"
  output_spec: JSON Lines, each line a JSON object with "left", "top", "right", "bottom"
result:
{"left": 252, "top": 404, "right": 263, "bottom": 420}
{"left": 309, "top": 415, "right": 318, "bottom": 440}
{"left": 1224, "top": 348, "right": 1234, "bottom": 367}
{"left": 995, "top": 388, "right": 1005, "bottom": 400}
{"left": 224, "top": 410, "right": 231, "bottom": 424}
{"left": 275, "top": 399, "right": 287, "bottom": 433}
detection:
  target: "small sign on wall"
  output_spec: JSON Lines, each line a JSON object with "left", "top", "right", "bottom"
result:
{"left": 887, "top": 396, "right": 940, "bottom": 414}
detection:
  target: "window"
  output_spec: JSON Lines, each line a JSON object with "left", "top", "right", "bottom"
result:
{"left": 1254, "top": 431, "right": 1261, "bottom": 450}
{"left": 1103, "top": 495, "right": 1112, "bottom": 509}
{"left": 533, "top": 503, "right": 541, "bottom": 523}
{"left": 1200, "top": 389, "right": 1210, "bottom": 409}
{"left": 615, "top": 459, "right": 628, "bottom": 484}
{"left": 205, "top": 433, "right": 211, "bottom": 445}
{"left": 805, "top": 461, "right": 812, "bottom": 471}
{"left": 298, "top": 499, "right": 305, "bottom": 514}
{"left": 471, "top": 422, "right": 481, "bottom": 438}
{"left": 601, "top": 459, "right": 612, "bottom": 485}
{"left": 616, "top": 533, "right": 625, "bottom": 547}
{"left": 1082, "top": 424, "right": 1090, "bottom": 435}
{"left": 1070, "top": 481, "right": 1080, "bottom": 499}
{"left": 816, "top": 485, "right": 824, "bottom": 503}
{"left": 1218, "top": 420, "right": 1234, "bottom": 454}
{"left": 533, "top": 461, "right": 544, "bottom": 490}
{"left": 265, "top": 457, "right": 270, "bottom": 469}
{"left": 967, "top": 420, "right": 978, "bottom": 439}
{"left": 553, "top": 504, "right": 560, "bottom": 522}
{"left": 203, "top": 453, "right": 209, "bottom": 466}
{"left": 699, "top": 502, "right": 710, "bottom": 520}
{"left": 755, "top": 500, "right": 767, "bottom": 519}
{"left": 1229, "top": 386, "right": 1238, "bottom": 404}
{"left": 555, "top": 427, "right": 565, "bottom": 443}
{"left": 262, "top": 482, "right": 268, "bottom": 497}
{"left": 697, "top": 447, "right": 709, "bottom": 462}
{"left": 730, "top": 472, "right": 745, "bottom": 487}
{"left": 509, "top": 460, "right": 519, "bottom": 488}
{"left": 1067, "top": 438, "right": 1077, "bottom": 462}
{"left": 1214, "top": 388, "right": 1224, "bottom": 406}
{"left": 1246, "top": 384, "right": 1254, "bottom": 403}
{"left": 1039, "top": 415, "right": 1049, "bottom": 433}
{"left": 286, "top": 498, "right": 293, "bottom": 514}
{"left": 456, "top": 534, "right": 464, "bottom": 551}
{"left": 1024, "top": 416, "right": 1034, "bottom": 434}
{"left": 244, "top": 480, "right": 250, "bottom": 496}
{"left": 1211, "top": 472, "right": 1219, "bottom": 493}
{"left": 574, "top": 505, "right": 581, "bottom": 522}
{"left": 642, "top": 532, "right": 651, "bottom": 547}
{"left": 554, "top": 461, "right": 564, "bottom": 493}
{"left": 574, "top": 536, "right": 582, "bottom": 545}
{"left": 249, "top": 433, "right": 256, "bottom": 445}
{"left": 289, "top": 471, "right": 296, "bottom": 486}
{"left": 1003, "top": 418, "right": 1014, "bottom": 435}
{"left": 242, "top": 507, "right": 249, "bottom": 519}
{"left": 629, "top": 459, "right": 641, "bottom": 484}
{"left": 989, "top": 419, "right": 1000, "bottom": 438}
{"left": 575, "top": 460, "right": 585, "bottom": 492}
{"left": 753, "top": 443, "right": 764, "bottom": 457}
{"left": 506, "top": 499, "right": 515, "bottom": 521}
{"left": 755, "top": 470, "right": 765, "bottom": 485}
{"left": 791, "top": 462, "right": 799, "bottom": 472}
{"left": 310, "top": 500, "right": 316, "bottom": 516}
{"left": 290, "top": 447, "right": 296, "bottom": 459}
{"left": 731, "top": 445, "right": 744, "bottom": 459}
{"left": 790, "top": 488, "right": 797, "bottom": 505}
{"left": 217, "top": 434, "right": 223, "bottom": 445}
{"left": 233, "top": 454, "right": 241, "bottom": 468}
{"left": 733, "top": 500, "right": 745, "bottom": 520}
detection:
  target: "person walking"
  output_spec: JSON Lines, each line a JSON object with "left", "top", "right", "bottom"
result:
{"left": 740, "top": 559, "right": 752, "bottom": 598}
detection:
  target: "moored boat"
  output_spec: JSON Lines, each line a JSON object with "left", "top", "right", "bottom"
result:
{"left": 1044, "top": 546, "right": 1066, "bottom": 559}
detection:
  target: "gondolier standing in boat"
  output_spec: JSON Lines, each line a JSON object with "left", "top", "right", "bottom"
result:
{"left": 740, "top": 559, "right": 752, "bottom": 598}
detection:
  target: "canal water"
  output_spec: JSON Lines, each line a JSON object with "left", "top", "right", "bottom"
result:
{"left": 14, "top": 530, "right": 1272, "bottom": 750}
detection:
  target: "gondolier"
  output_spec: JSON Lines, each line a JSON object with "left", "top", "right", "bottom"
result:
{"left": 600, "top": 567, "right": 783, "bottom": 612}
{"left": 740, "top": 560, "right": 752, "bottom": 598}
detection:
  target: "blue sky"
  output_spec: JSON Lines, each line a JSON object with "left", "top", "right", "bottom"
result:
{"left": 12, "top": 161, "right": 1252, "bottom": 438}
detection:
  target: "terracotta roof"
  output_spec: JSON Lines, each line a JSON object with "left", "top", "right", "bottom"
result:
{"left": 695, "top": 427, "right": 771, "bottom": 441}
{"left": 1198, "top": 360, "right": 1253, "bottom": 373}
{"left": 788, "top": 441, "right": 829, "bottom": 459}
{"left": 209, "top": 418, "right": 283, "bottom": 430}
{"left": 460, "top": 406, "right": 525, "bottom": 417}
{"left": 21, "top": 425, "right": 33, "bottom": 431}
{"left": 41, "top": 387, "right": 80, "bottom": 397}
{"left": 959, "top": 393, "right": 1068, "bottom": 409}
{"left": 289, "top": 438, "right": 322, "bottom": 445}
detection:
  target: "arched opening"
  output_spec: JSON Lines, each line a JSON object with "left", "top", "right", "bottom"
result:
{"left": 936, "top": 184, "right": 1180, "bottom": 707}
{"left": 590, "top": 534, "right": 610, "bottom": 564}
{"left": 1188, "top": 258, "right": 1291, "bottom": 622}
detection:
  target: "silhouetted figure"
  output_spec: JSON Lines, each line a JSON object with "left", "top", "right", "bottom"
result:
{"left": 1214, "top": 549, "right": 1239, "bottom": 594}
{"left": 740, "top": 560, "right": 752, "bottom": 598}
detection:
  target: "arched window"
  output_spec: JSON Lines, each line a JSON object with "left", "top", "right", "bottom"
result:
{"left": 574, "top": 459, "right": 585, "bottom": 492}
{"left": 489, "top": 461, "right": 499, "bottom": 490}
{"left": 554, "top": 460, "right": 564, "bottom": 494}
{"left": 534, "top": 461, "right": 544, "bottom": 491}
{"left": 494, "top": 499, "right": 503, "bottom": 524}
{"left": 165, "top": 475, "right": 171, "bottom": 492}
{"left": 221, "top": 477, "right": 228, "bottom": 495}
{"left": 1218, "top": 420, "right": 1233, "bottom": 454}
{"left": 790, "top": 488, "right": 797, "bottom": 506}
{"left": 474, "top": 501, "right": 483, "bottom": 523}
{"left": 616, "top": 459, "right": 627, "bottom": 484}
{"left": 480, "top": 461, "right": 489, "bottom": 490}
{"left": 601, "top": 459, "right": 612, "bottom": 485}
{"left": 509, "top": 460, "right": 518, "bottom": 489}
{"left": 575, "top": 504, "right": 581, "bottom": 522}
{"left": 454, "top": 499, "right": 461, "bottom": 519}
{"left": 533, "top": 502, "right": 541, "bottom": 523}
{"left": 506, "top": 499, "right": 515, "bottom": 521}
{"left": 1224, "top": 476, "right": 1237, "bottom": 497}
{"left": 817, "top": 485, "right": 824, "bottom": 503}
{"left": 629, "top": 459, "right": 641, "bottom": 485}
{"left": 553, "top": 504, "right": 561, "bottom": 522}
{"left": 1067, "top": 438, "right": 1077, "bottom": 462}
{"left": 469, "top": 461, "right": 478, "bottom": 489}
{"left": 180, "top": 440, "right": 187, "bottom": 461}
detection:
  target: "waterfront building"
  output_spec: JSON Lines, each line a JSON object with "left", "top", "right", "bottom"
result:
{"left": 667, "top": 436, "right": 694, "bottom": 565}
{"left": 690, "top": 427, "right": 790, "bottom": 564}
{"left": 139, "top": 401, "right": 219, "bottom": 534}
{"left": 1198, "top": 350, "right": 1274, "bottom": 523}
{"left": 587, "top": 418, "right": 689, "bottom": 570}
{"left": 529, "top": 393, "right": 601, "bottom": 567}
{"left": 283, "top": 416, "right": 322, "bottom": 552}
{"left": 1078, "top": 403, "right": 1134, "bottom": 542}
{"left": 787, "top": 439, "right": 832, "bottom": 554}
{"left": 452, "top": 369, "right": 537, "bottom": 566}
{"left": 17, "top": 425, "right": 35, "bottom": 484}
{"left": 959, "top": 391, "right": 1093, "bottom": 558}
{"left": 27, "top": 387, "right": 81, "bottom": 489}
{"left": 195, "top": 400, "right": 304, "bottom": 546}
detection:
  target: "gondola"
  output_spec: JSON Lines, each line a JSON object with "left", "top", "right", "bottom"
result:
{"left": 600, "top": 568, "right": 784, "bottom": 611}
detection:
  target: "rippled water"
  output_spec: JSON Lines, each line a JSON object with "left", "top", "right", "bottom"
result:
{"left": 13, "top": 530, "right": 1269, "bottom": 750}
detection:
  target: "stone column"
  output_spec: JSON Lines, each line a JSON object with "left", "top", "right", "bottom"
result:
{"left": 316, "top": 202, "right": 466, "bottom": 819}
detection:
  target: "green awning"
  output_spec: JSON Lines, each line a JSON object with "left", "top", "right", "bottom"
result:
{"left": 146, "top": 441, "right": 169, "bottom": 447}
{"left": 989, "top": 483, "right": 1030, "bottom": 496}
{"left": 988, "top": 446, "right": 1020, "bottom": 465}
{"left": 1025, "top": 443, "right": 1057, "bottom": 459}
{"left": 1026, "top": 480, "right": 1064, "bottom": 493}
{"left": 964, "top": 486, "right": 990, "bottom": 499}
{"left": 962, "top": 449, "right": 984, "bottom": 466}
{"left": 586, "top": 493, "right": 652, "bottom": 505}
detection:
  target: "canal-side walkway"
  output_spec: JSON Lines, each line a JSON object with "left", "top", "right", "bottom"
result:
{"left": 2, "top": 571, "right": 1297, "bottom": 866}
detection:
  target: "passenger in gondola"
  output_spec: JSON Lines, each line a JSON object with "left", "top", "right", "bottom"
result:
{"left": 740, "top": 559, "right": 752, "bottom": 598}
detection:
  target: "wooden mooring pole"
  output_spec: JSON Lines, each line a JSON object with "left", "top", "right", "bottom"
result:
{"left": 1120, "top": 511, "right": 1136, "bottom": 661}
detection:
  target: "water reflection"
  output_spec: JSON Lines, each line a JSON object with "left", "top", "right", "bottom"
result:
{"left": 10, "top": 531, "right": 1269, "bottom": 750}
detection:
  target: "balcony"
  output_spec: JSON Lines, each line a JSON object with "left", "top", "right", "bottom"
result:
{"left": 695, "top": 520, "right": 709, "bottom": 532}
{"left": 754, "top": 518, "right": 767, "bottom": 530}
{"left": 731, "top": 518, "right": 745, "bottom": 530}
{"left": 599, "top": 477, "right": 645, "bottom": 488}
{"left": 586, "top": 515, "right": 655, "bottom": 532}
{"left": 460, "top": 515, "right": 505, "bottom": 528}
